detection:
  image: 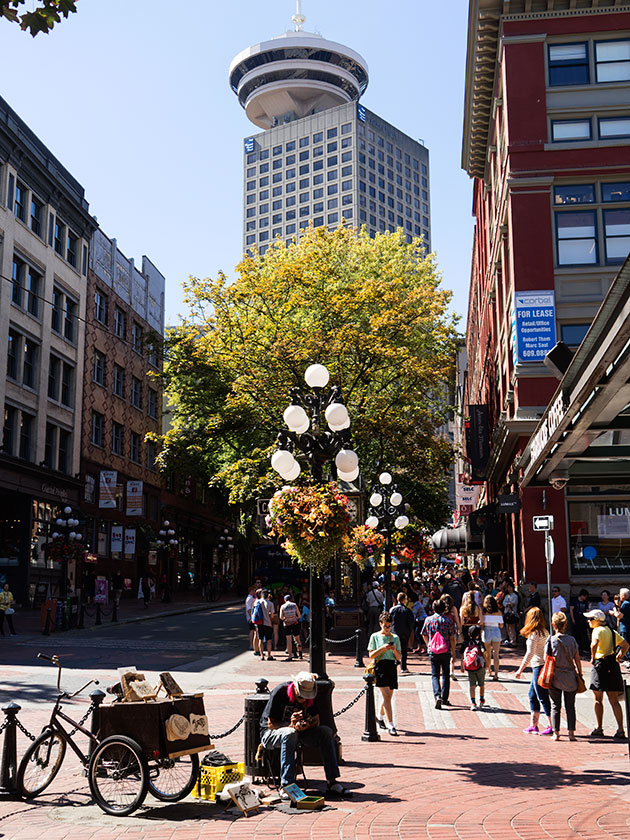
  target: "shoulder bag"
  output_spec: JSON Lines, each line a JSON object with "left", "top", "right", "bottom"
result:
{"left": 537, "top": 636, "right": 556, "bottom": 689}
{"left": 556, "top": 636, "right": 586, "bottom": 693}
{"left": 365, "top": 641, "right": 388, "bottom": 676}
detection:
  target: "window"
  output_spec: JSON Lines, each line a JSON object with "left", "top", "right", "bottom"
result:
{"left": 19, "top": 412, "right": 34, "bottom": 461}
{"left": 94, "top": 289, "right": 108, "bottom": 324}
{"left": 556, "top": 211, "right": 597, "bottom": 264}
{"left": 130, "top": 431, "right": 141, "bottom": 463}
{"left": 91, "top": 411, "right": 104, "bottom": 447}
{"left": 147, "top": 341, "right": 158, "bottom": 368}
{"left": 313, "top": 132, "right": 323, "bottom": 142}
{"left": 60, "top": 361, "right": 73, "bottom": 407}
{"left": 7, "top": 331, "right": 18, "bottom": 380}
{"left": 114, "top": 307, "right": 126, "bottom": 339}
{"left": 342, "top": 165, "right": 352, "bottom": 177}
{"left": 548, "top": 43, "right": 589, "bottom": 86}
{"left": 48, "top": 355, "right": 60, "bottom": 400}
{"left": 24, "top": 267, "right": 39, "bottom": 318}
{"left": 64, "top": 297, "right": 76, "bottom": 342}
{"left": 93, "top": 350, "right": 106, "bottom": 386}
{"left": 112, "top": 422, "right": 124, "bottom": 456}
{"left": 51, "top": 288, "right": 62, "bottom": 333}
{"left": 599, "top": 117, "right": 630, "bottom": 139}
{"left": 551, "top": 119, "right": 592, "bottom": 142}
{"left": 44, "top": 425, "right": 56, "bottom": 469}
{"left": 30, "top": 197, "right": 43, "bottom": 236}
{"left": 554, "top": 185, "right": 595, "bottom": 205}
{"left": 22, "top": 339, "right": 36, "bottom": 389}
{"left": 561, "top": 323, "right": 590, "bottom": 346}
{"left": 328, "top": 184, "right": 338, "bottom": 195}
{"left": 54, "top": 219, "right": 65, "bottom": 255}
{"left": 604, "top": 209, "right": 630, "bottom": 263}
{"left": 341, "top": 123, "right": 352, "bottom": 135}
{"left": 58, "top": 429, "right": 70, "bottom": 474}
{"left": 11, "top": 257, "right": 23, "bottom": 307}
{"left": 3, "top": 405, "right": 16, "bottom": 456}
{"left": 603, "top": 182, "right": 630, "bottom": 203}
{"left": 147, "top": 387, "right": 158, "bottom": 419}
{"left": 286, "top": 223, "right": 296, "bottom": 235}
{"left": 132, "top": 322, "right": 143, "bottom": 354}
{"left": 113, "top": 364, "right": 125, "bottom": 398}
{"left": 14, "top": 182, "right": 26, "bottom": 221}
{"left": 299, "top": 150, "right": 309, "bottom": 161}
{"left": 66, "top": 231, "right": 78, "bottom": 267}
{"left": 328, "top": 170, "right": 338, "bottom": 181}
{"left": 131, "top": 376, "right": 143, "bottom": 409}
{"left": 595, "top": 40, "right": 630, "bottom": 83}
{"left": 259, "top": 176, "right": 269, "bottom": 187}
{"left": 327, "top": 127, "right": 337, "bottom": 139}
{"left": 273, "top": 145, "right": 281, "bottom": 156}
{"left": 146, "top": 439, "right": 157, "bottom": 470}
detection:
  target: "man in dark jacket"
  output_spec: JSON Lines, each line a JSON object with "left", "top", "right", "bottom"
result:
{"left": 389, "top": 592, "right": 415, "bottom": 673}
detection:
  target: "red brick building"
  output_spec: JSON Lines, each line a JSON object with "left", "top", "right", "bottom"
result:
{"left": 461, "top": 1, "right": 630, "bottom": 590}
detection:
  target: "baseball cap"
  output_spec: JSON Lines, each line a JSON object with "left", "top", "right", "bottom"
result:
{"left": 584, "top": 608, "right": 606, "bottom": 622}
{"left": 292, "top": 671, "right": 318, "bottom": 700}
{"left": 262, "top": 589, "right": 270, "bottom": 596}
{"left": 284, "top": 594, "right": 292, "bottom": 601}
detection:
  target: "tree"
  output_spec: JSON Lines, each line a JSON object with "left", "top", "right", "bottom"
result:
{"left": 156, "top": 225, "right": 458, "bottom": 533}
{"left": 1, "top": 0, "right": 77, "bottom": 36}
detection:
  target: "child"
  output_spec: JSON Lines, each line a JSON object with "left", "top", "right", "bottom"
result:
{"left": 462, "top": 625, "right": 486, "bottom": 710}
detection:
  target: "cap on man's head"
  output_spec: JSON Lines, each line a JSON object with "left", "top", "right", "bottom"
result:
{"left": 284, "top": 594, "right": 292, "bottom": 601}
{"left": 292, "top": 671, "right": 318, "bottom": 699}
{"left": 584, "top": 608, "right": 606, "bottom": 622}
{"left": 262, "top": 589, "right": 270, "bottom": 596}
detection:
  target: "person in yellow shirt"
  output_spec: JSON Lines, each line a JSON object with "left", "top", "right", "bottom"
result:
{"left": 585, "top": 608, "right": 629, "bottom": 738}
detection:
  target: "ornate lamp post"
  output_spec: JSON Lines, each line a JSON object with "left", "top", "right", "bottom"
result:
{"left": 270, "top": 363, "right": 359, "bottom": 680}
{"left": 51, "top": 506, "right": 83, "bottom": 599}
{"left": 365, "top": 473, "right": 409, "bottom": 610}
{"left": 156, "top": 519, "right": 177, "bottom": 602}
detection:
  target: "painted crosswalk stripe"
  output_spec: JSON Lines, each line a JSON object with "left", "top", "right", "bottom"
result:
{"left": 476, "top": 691, "right": 515, "bottom": 727}
{"left": 417, "top": 689, "right": 456, "bottom": 729}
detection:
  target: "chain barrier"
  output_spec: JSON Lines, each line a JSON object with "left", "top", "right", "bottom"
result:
{"left": 208, "top": 714, "right": 245, "bottom": 740}
{"left": 325, "top": 634, "right": 357, "bottom": 644}
{"left": 333, "top": 687, "right": 366, "bottom": 718}
{"left": 66, "top": 703, "right": 95, "bottom": 738}
{"left": 14, "top": 717, "right": 37, "bottom": 743}
{"left": 0, "top": 719, "right": 8, "bottom": 737}
{"left": 100, "top": 607, "right": 112, "bottom": 617}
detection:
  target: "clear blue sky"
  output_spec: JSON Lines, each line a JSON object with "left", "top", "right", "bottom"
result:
{"left": 1, "top": 0, "right": 473, "bottom": 325}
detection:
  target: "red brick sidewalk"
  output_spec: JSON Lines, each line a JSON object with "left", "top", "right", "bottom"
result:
{"left": 2, "top": 646, "right": 630, "bottom": 839}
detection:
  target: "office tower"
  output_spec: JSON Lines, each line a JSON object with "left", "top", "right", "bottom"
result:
{"left": 229, "top": 6, "right": 430, "bottom": 254}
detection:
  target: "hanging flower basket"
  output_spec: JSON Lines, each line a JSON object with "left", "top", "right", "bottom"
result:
{"left": 345, "top": 525, "right": 386, "bottom": 566}
{"left": 267, "top": 483, "right": 351, "bottom": 574}
{"left": 392, "top": 522, "right": 431, "bottom": 565}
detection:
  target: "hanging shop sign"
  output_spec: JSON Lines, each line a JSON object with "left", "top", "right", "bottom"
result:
{"left": 530, "top": 391, "right": 566, "bottom": 463}
{"left": 124, "top": 529, "right": 136, "bottom": 556}
{"left": 468, "top": 405, "right": 490, "bottom": 482}
{"left": 99, "top": 471, "right": 118, "bottom": 509}
{"left": 515, "top": 290, "right": 557, "bottom": 363}
{"left": 126, "top": 480, "right": 143, "bottom": 516}
{"left": 456, "top": 482, "right": 481, "bottom": 516}
{"left": 111, "top": 526, "right": 123, "bottom": 554}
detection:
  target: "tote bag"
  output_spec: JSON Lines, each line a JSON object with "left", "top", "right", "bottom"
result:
{"left": 537, "top": 637, "right": 556, "bottom": 689}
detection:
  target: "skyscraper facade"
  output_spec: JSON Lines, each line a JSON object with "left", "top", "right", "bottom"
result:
{"left": 230, "top": 11, "right": 430, "bottom": 255}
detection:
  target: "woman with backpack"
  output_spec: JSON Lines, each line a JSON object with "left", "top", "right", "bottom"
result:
{"left": 422, "top": 599, "right": 457, "bottom": 709}
{"left": 481, "top": 595, "right": 503, "bottom": 680}
{"left": 514, "top": 607, "right": 553, "bottom": 735}
{"left": 461, "top": 625, "right": 486, "bottom": 709}
{"left": 459, "top": 591, "right": 482, "bottom": 671}
{"left": 441, "top": 594, "right": 462, "bottom": 679}
{"left": 367, "top": 611, "right": 401, "bottom": 736}
{"left": 585, "top": 608, "right": 629, "bottom": 738}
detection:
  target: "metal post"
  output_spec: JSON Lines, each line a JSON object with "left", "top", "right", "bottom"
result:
{"left": 354, "top": 628, "right": 364, "bottom": 668}
{"left": 43, "top": 607, "right": 52, "bottom": 636}
{"left": 361, "top": 674, "right": 380, "bottom": 742}
{"left": 77, "top": 604, "right": 85, "bottom": 630}
{"left": 309, "top": 568, "right": 327, "bottom": 679}
{"left": 0, "top": 703, "right": 21, "bottom": 798}
{"left": 545, "top": 529, "right": 554, "bottom": 625}
{"left": 89, "top": 690, "right": 106, "bottom": 759}
{"left": 95, "top": 603, "right": 102, "bottom": 625}
{"left": 384, "top": 531, "right": 392, "bottom": 611}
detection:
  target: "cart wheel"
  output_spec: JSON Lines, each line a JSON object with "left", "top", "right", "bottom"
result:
{"left": 17, "top": 729, "right": 66, "bottom": 798}
{"left": 88, "top": 735, "right": 148, "bottom": 816}
{"left": 148, "top": 752, "right": 199, "bottom": 801}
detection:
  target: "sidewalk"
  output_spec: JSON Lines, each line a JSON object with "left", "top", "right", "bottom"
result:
{"left": 2, "top": 641, "right": 630, "bottom": 839}
{"left": 13, "top": 592, "right": 242, "bottom": 639}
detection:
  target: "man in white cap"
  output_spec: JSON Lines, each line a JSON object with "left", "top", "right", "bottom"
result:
{"left": 584, "top": 608, "right": 629, "bottom": 738}
{"left": 260, "top": 671, "right": 349, "bottom": 798}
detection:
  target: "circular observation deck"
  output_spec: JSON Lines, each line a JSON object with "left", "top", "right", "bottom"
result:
{"left": 229, "top": 30, "right": 369, "bottom": 129}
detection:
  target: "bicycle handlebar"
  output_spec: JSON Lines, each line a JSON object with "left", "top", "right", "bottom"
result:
{"left": 37, "top": 653, "right": 59, "bottom": 663}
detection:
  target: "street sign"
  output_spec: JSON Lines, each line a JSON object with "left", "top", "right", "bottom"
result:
{"left": 545, "top": 534, "right": 555, "bottom": 565}
{"left": 498, "top": 494, "right": 521, "bottom": 513}
{"left": 533, "top": 515, "right": 554, "bottom": 531}
{"left": 257, "top": 499, "right": 270, "bottom": 517}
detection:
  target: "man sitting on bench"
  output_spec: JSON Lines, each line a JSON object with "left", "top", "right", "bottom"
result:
{"left": 260, "top": 671, "right": 349, "bottom": 798}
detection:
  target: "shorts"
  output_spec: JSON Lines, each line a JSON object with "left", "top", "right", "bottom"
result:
{"left": 248, "top": 621, "right": 257, "bottom": 631}
{"left": 374, "top": 658, "right": 398, "bottom": 690}
{"left": 257, "top": 625, "right": 272, "bottom": 643}
{"left": 482, "top": 627, "right": 502, "bottom": 644}
{"left": 284, "top": 623, "right": 300, "bottom": 638}
{"left": 590, "top": 655, "right": 624, "bottom": 692}
{"left": 467, "top": 669, "right": 485, "bottom": 688}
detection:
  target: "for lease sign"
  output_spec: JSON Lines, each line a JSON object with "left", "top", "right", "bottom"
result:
{"left": 515, "top": 290, "right": 556, "bottom": 363}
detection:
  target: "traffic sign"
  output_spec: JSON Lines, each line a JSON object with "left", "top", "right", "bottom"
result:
{"left": 533, "top": 515, "right": 554, "bottom": 531}
{"left": 545, "top": 534, "right": 555, "bottom": 565}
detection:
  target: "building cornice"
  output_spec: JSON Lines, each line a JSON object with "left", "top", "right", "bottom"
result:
{"left": 462, "top": 1, "right": 630, "bottom": 180}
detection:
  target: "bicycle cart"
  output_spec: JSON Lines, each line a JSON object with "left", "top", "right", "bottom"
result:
{"left": 17, "top": 654, "right": 212, "bottom": 817}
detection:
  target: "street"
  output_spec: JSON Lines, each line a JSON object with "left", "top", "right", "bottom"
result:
{"left": 2, "top": 604, "right": 630, "bottom": 839}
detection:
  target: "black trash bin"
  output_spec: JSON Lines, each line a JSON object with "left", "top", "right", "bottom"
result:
{"left": 243, "top": 679, "right": 269, "bottom": 778}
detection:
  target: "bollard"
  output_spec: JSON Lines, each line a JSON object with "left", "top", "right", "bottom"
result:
{"left": 112, "top": 602, "right": 118, "bottom": 623}
{"left": 95, "top": 603, "right": 102, "bottom": 625}
{"left": 244, "top": 678, "right": 270, "bottom": 779}
{"left": 77, "top": 604, "right": 85, "bottom": 630}
{"left": 0, "top": 703, "right": 21, "bottom": 798}
{"left": 361, "top": 673, "right": 380, "bottom": 742}
{"left": 89, "top": 689, "right": 106, "bottom": 759}
{"left": 354, "top": 628, "right": 364, "bottom": 668}
{"left": 43, "top": 607, "right": 52, "bottom": 636}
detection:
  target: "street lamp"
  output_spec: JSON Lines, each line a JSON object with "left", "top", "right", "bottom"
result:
{"left": 270, "top": 363, "right": 359, "bottom": 680}
{"left": 51, "top": 505, "right": 83, "bottom": 599}
{"left": 156, "top": 519, "right": 177, "bottom": 602}
{"left": 366, "top": 473, "right": 409, "bottom": 610}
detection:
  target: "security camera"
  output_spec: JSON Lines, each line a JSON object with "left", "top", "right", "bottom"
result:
{"left": 550, "top": 475, "right": 569, "bottom": 490}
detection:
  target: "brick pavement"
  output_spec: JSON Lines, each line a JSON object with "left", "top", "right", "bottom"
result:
{"left": 2, "top": 642, "right": 630, "bottom": 839}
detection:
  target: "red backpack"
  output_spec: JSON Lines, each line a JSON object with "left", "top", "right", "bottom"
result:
{"left": 463, "top": 643, "right": 484, "bottom": 671}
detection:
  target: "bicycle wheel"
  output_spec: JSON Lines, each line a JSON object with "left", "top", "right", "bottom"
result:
{"left": 17, "top": 730, "right": 66, "bottom": 798}
{"left": 88, "top": 735, "right": 148, "bottom": 816}
{"left": 148, "top": 752, "right": 199, "bottom": 801}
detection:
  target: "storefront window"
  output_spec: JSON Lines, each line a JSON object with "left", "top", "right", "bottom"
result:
{"left": 30, "top": 501, "right": 62, "bottom": 569}
{"left": 569, "top": 501, "right": 630, "bottom": 574}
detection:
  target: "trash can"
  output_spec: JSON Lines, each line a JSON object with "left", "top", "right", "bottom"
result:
{"left": 243, "top": 679, "right": 269, "bottom": 778}
{"left": 67, "top": 596, "right": 79, "bottom": 629}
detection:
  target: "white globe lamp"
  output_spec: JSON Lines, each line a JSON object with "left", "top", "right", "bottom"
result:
{"left": 379, "top": 472, "right": 392, "bottom": 485}
{"left": 271, "top": 449, "right": 295, "bottom": 474}
{"left": 325, "top": 402, "right": 349, "bottom": 429}
{"left": 284, "top": 404, "right": 309, "bottom": 432}
{"left": 335, "top": 448, "right": 358, "bottom": 473}
{"left": 369, "top": 493, "right": 383, "bottom": 507}
{"left": 281, "top": 460, "right": 301, "bottom": 481}
{"left": 337, "top": 466, "right": 359, "bottom": 482}
{"left": 365, "top": 516, "right": 379, "bottom": 529}
{"left": 390, "top": 492, "right": 403, "bottom": 507}
{"left": 304, "top": 364, "right": 330, "bottom": 388}
{"left": 395, "top": 515, "right": 409, "bottom": 530}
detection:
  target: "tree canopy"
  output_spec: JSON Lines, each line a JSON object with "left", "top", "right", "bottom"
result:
{"left": 1, "top": 0, "right": 77, "bottom": 36}
{"left": 157, "top": 225, "right": 458, "bottom": 531}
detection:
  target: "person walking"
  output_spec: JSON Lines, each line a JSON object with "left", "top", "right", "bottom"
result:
{"left": 365, "top": 583, "right": 385, "bottom": 635}
{"left": 502, "top": 582, "right": 520, "bottom": 647}
{"left": 280, "top": 593, "right": 303, "bottom": 661}
{"left": 422, "top": 599, "right": 456, "bottom": 709}
{"left": 585, "top": 608, "right": 629, "bottom": 738}
{"left": 367, "top": 611, "right": 401, "bottom": 735}
{"left": 245, "top": 585, "right": 260, "bottom": 656}
{"left": 441, "top": 593, "right": 462, "bottom": 678}
{"left": 526, "top": 582, "right": 541, "bottom": 610}
{"left": 459, "top": 590, "right": 482, "bottom": 671}
{"left": 552, "top": 586, "right": 568, "bottom": 616}
{"left": 461, "top": 625, "right": 486, "bottom": 710}
{"left": 548, "top": 611, "right": 583, "bottom": 741}
{"left": 389, "top": 592, "right": 415, "bottom": 674}
{"left": 252, "top": 589, "right": 275, "bottom": 661}
{"left": 569, "top": 589, "right": 591, "bottom": 653}
{"left": 0, "top": 583, "right": 17, "bottom": 636}
{"left": 112, "top": 571, "right": 124, "bottom": 607}
{"left": 481, "top": 595, "right": 503, "bottom": 680}
{"left": 515, "top": 607, "right": 553, "bottom": 735}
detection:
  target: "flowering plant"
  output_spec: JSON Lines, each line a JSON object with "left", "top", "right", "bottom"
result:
{"left": 267, "top": 483, "right": 351, "bottom": 573}
{"left": 392, "top": 522, "right": 432, "bottom": 567}
{"left": 345, "top": 524, "right": 385, "bottom": 566}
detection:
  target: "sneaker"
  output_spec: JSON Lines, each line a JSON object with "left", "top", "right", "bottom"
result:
{"left": 279, "top": 790, "right": 291, "bottom": 801}
{"left": 539, "top": 726, "right": 553, "bottom": 736}
{"left": 286, "top": 655, "right": 294, "bottom": 661}
{"left": 614, "top": 729, "right": 626, "bottom": 740}
{"left": 253, "top": 651, "right": 260, "bottom": 656}
{"left": 478, "top": 698, "right": 485, "bottom": 707}
{"left": 470, "top": 703, "right": 477, "bottom": 711}
{"left": 434, "top": 697, "right": 442, "bottom": 709}
{"left": 375, "top": 716, "right": 386, "bottom": 730}
{"left": 442, "top": 699, "right": 452, "bottom": 706}
{"left": 590, "top": 728, "right": 604, "bottom": 737}
{"left": 388, "top": 725, "right": 398, "bottom": 736}
{"left": 523, "top": 725, "right": 539, "bottom": 734}
{"left": 267, "top": 656, "right": 275, "bottom": 661}
{"left": 401, "top": 669, "right": 411, "bottom": 675}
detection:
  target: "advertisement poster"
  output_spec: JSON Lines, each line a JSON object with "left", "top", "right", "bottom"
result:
{"left": 111, "top": 526, "right": 123, "bottom": 554}
{"left": 94, "top": 577, "right": 108, "bottom": 605}
{"left": 99, "top": 470, "right": 118, "bottom": 509}
{"left": 124, "top": 529, "right": 136, "bottom": 556}
{"left": 126, "top": 480, "right": 143, "bottom": 516}
{"left": 514, "top": 290, "right": 557, "bottom": 363}
{"left": 456, "top": 482, "right": 481, "bottom": 516}
{"left": 148, "top": 549, "right": 157, "bottom": 566}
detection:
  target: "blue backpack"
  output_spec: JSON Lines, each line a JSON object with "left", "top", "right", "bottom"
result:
{"left": 251, "top": 601, "right": 264, "bottom": 625}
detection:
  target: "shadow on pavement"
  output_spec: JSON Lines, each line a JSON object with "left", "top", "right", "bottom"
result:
{"left": 457, "top": 761, "right": 630, "bottom": 790}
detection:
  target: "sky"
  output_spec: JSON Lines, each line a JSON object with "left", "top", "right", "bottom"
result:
{"left": 1, "top": 0, "right": 474, "bottom": 326}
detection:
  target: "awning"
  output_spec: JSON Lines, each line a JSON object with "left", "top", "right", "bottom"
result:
{"left": 431, "top": 525, "right": 467, "bottom": 552}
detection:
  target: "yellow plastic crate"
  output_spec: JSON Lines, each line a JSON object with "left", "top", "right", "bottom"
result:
{"left": 192, "top": 762, "right": 245, "bottom": 801}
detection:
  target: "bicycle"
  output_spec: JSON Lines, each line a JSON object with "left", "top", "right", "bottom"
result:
{"left": 17, "top": 654, "right": 199, "bottom": 815}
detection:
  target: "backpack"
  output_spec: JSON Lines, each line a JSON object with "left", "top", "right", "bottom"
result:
{"left": 463, "top": 643, "right": 484, "bottom": 671}
{"left": 251, "top": 601, "right": 264, "bottom": 626}
{"left": 429, "top": 623, "right": 449, "bottom": 655}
